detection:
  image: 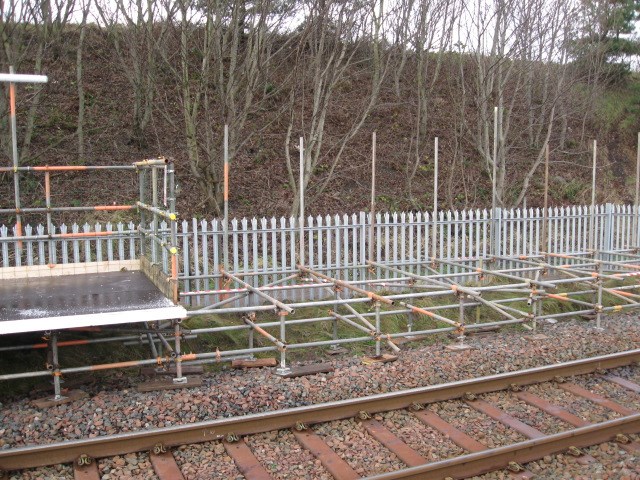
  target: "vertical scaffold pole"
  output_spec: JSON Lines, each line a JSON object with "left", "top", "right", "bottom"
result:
{"left": 173, "top": 320, "right": 187, "bottom": 384}
{"left": 542, "top": 143, "right": 549, "bottom": 254}
{"left": 589, "top": 140, "right": 597, "bottom": 251}
{"left": 1, "top": 69, "right": 47, "bottom": 252}
{"left": 431, "top": 137, "right": 439, "bottom": 264}
{"left": 369, "top": 132, "right": 376, "bottom": 266}
{"left": 168, "top": 160, "right": 179, "bottom": 304}
{"left": 51, "top": 332, "right": 63, "bottom": 401}
{"left": 375, "top": 301, "right": 381, "bottom": 357}
{"left": 635, "top": 132, "right": 640, "bottom": 248}
{"left": 9, "top": 67, "right": 22, "bottom": 251}
{"left": 491, "top": 107, "right": 498, "bottom": 258}
{"left": 151, "top": 166, "right": 158, "bottom": 264}
{"left": 299, "top": 137, "right": 305, "bottom": 266}
{"left": 276, "top": 311, "right": 291, "bottom": 376}
{"left": 45, "top": 170, "right": 53, "bottom": 262}
{"left": 139, "top": 168, "right": 146, "bottom": 257}
{"left": 223, "top": 125, "right": 230, "bottom": 271}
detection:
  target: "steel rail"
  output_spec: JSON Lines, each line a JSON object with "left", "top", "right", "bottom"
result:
{"left": 0, "top": 349, "right": 638, "bottom": 471}
{"left": 365, "top": 413, "right": 640, "bottom": 479}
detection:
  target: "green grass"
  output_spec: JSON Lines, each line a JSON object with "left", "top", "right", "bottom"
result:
{"left": 595, "top": 74, "right": 640, "bottom": 133}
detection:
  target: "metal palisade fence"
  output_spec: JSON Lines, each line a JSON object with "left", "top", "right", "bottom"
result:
{"left": 1, "top": 204, "right": 638, "bottom": 306}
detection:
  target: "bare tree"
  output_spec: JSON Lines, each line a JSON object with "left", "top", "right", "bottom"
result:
{"left": 95, "top": 0, "right": 170, "bottom": 147}
{"left": 285, "top": 0, "right": 391, "bottom": 216}
{"left": 453, "top": 0, "right": 576, "bottom": 207}
{"left": 404, "top": 0, "right": 460, "bottom": 207}
{"left": 0, "top": 0, "right": 74, "bottom": 163}
{"left": 158, "top": 0, "right": 296, "bottom": 214}
{"left": 76, "top": 0, "right": 92, "bottom": 161}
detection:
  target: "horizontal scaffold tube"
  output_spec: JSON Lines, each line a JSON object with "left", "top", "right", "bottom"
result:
{"left": 221, "top": 269, "right": 294, "bottom": 314}
{"left": 136, "top": 201, "right": 177, "bottom": 221}
{"left": 297, "top": 264, "right": 394, "bottom": 305}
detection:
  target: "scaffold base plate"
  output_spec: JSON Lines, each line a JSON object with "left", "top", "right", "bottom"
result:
{"left": 140, "top": 365, "right": 204, "bottom": 376}
{"left": 326, "top": 347, "right": 349, "bottom": 355}
{"left": 362, "top": 354, "right": 398, "bottom": 365}
{"left": 137, "top": 375, "right": 202, "bottom": 393}
{"left": 444, "top": 344, "right": 474, "bottom": 352}
{"left": 32, "top": 389, "right": 88, "bottom": 408}
{"left": 232, "top": 358, "right": 277, "bottom": 368}
{"left": 278, "top": 363, "right": 334, "bottom": 378}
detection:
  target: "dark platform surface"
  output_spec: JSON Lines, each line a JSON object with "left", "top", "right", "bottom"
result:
{"left": 0, "top": 271, "right": 186, "bottom": 334}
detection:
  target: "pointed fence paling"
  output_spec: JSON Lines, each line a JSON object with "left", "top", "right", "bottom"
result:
{"left": 1, "top": 204, "right": 637, "bottom": 306}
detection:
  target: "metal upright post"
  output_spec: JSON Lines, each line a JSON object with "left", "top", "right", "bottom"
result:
{"left": 51, "top": 332, "right": 64, "bottom": 401}
{"left": 223, "top": 125, "right": 230, "bottom": 271}
{"left": 276, "top": 311, "right": 291, "bottom": 376}
{"left": 139, "top": 168, "right": 146, "bottom": 257}
{"left": 635, "top": 132, "right": 640, "bottom": 248}
{"left": 299, "top": 137, "right": 305, "bottom": 267}
{"left": 151, "top": 166, "right": 159, "bottom": 264}
{"left": 9, "top": 66, "right": 22, "bottom": 251}
{"left": 374, "top": 301, "right": 381, "bottom": 357}
{"left": 491, "top": 107, "right": 498, "bottom": 258}
{"left": 1, "top": 69, "right": 47, "bottom": 253}
{"left": 45, "top": 170, "right": 53, "bottom": 262}
{"left": 457, "top": 296, "right": 466, "bottom": 347}
{"left": 173, "top": 320, "right": 187, "bottom": 384}
{"left": 589, "top": 140, "right": 597, "bottom": 252}
{"left": 595, "top": 262, "right": 603, "bottom": 330}
{"left": 369, "top": 132, "right": 376, "bottom": 267}
{"left": 168, "top": 160, "right": 179, "bottom": 303}
{"left": 542, "top": 143, "right": 549, "bottom": 254}
{"left": 431, "top": 137, "right": 439, "bottom": 264}
{"left": 331, "top": 290, "right": 340, "bottom": 349}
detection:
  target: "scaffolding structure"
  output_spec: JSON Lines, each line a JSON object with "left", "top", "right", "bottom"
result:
{"left": 1, "top": 74, "right": 640, "bottom": 390}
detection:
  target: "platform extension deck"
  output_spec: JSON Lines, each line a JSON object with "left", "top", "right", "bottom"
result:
{"left": 0, "top": 270, "right": 186, "bottom": 334}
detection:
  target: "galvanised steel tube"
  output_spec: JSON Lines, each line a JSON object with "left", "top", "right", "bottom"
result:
{"left": 181, "top": 276, "right": 414, "bottom": 295}
{"left": 0, "top": 165, "right": 136, "bottom": 172}
{"left": 189, "top": 282, "right": 538, "bottom": 316}
{"left": 123, "top": 335, "right": 197, "bottom": 347}
{"left": 369, "top": 260, "right": 520, "bottom": 322}
{"left": 0, "top": 334, "right": 158, "bottom": 352}
{"left": 435, "top": 258, "right": 557, "bottom": 289}
{"left": 298, "top": 264, "right": 394, "bottom": 306}
{"left": 187, "top": 304, "right": 276, "bottom": 316}
{"left": 0, "top": 231, "right": 135, "bottom": 242}
{"left": 0, "top": 205, "right": 134, "bottom": 214}
{"left": 187, "top": 297, "right": 534, "bottom": 335}
{"left": 330, "top": 311, "right": 373, "bottom": 335}
{"left": 221, "top": 269, "right": 294, "bottom": 314}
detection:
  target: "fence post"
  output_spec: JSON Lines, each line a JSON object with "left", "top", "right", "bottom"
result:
{"left": 492, "top": 207, "right": 502, "bottom": 259}
{"left": 603, "top": 203, "right": 614, "bottom": 257}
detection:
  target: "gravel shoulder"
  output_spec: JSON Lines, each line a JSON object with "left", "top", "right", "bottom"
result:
{"left": 2, "top": 314, "right": 640, "bottom": 479}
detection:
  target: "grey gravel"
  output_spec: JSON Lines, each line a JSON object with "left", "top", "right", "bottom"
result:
{"left": 4, "top": 314, "right": 640, "bottom": 479}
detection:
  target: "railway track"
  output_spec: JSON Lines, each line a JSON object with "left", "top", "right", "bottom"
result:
{"left": 2, "top": 349, "right": 640, "bottom": 479}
